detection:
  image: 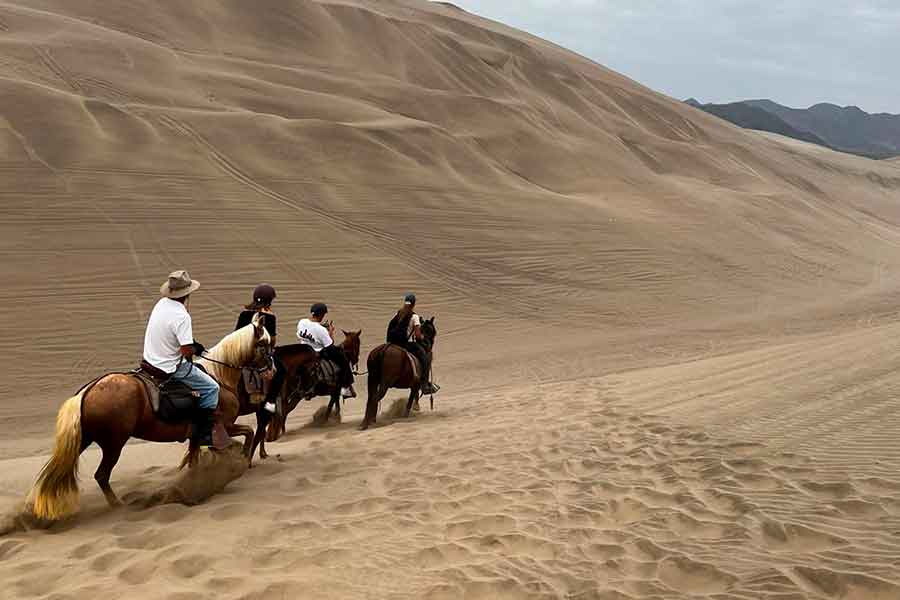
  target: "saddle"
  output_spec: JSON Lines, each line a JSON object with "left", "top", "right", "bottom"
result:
{"left": 133, "top": 360, "right": 200, "bottom": 423}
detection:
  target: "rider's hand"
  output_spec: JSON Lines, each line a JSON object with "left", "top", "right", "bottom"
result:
{"left": 192, "top": 341, "right": 206, "bottom": 356}
{"left": 326, "top": 321, "right": 336, "bottom": 336}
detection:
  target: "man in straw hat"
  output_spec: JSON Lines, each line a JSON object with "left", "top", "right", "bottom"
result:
{"left": 143, "top": 270, "right": 219, "bottom": 447}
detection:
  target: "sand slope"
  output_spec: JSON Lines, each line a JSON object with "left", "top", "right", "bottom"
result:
{"left": 1, "top": 0, "right": 900, "bottom": 598}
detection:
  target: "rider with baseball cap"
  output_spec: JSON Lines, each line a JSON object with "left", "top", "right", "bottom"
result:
{"left": 297, "top": 303, "right": 356, "bottom": 398}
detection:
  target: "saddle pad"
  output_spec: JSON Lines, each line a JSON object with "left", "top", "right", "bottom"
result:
{"left": 318, "top": 359, "right": 338, "bottom": 387}
{"left": 131, "top": 371, "right": 199, "bottom": 423}
{"left": 132, "top": 371, "right": 161, "bottom": 413}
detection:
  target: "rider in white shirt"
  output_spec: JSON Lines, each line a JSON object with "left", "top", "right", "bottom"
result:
{"left": 143, "top": 270, "right": 219, "bottom": 448}
{"left": 297, "top": 303, "right": 356, "bottom": 398}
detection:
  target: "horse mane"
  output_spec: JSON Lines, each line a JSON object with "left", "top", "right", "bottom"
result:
{"left": 199, "top": 322, "right": 266, "bottom": 382}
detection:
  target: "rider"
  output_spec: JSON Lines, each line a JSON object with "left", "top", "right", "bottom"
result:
{"left": 235, "top": 283, "right": 284, "bottom": 414}
{"left": 386, "top": 293, "right": 437, "bottom": 394}
{"left": 296, "top": 303, "right": 356, "bottom": 399}
{"left": 143, "top": 270, "right": 218, "bottom": 447}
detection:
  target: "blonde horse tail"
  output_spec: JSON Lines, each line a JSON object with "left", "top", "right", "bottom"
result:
{"left": 29, "top": 391, "right": 84, "bottom": 520}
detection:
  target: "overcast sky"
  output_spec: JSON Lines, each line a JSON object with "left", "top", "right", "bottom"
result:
{"left": 448, "top": 1, "right": 899, "bottom": 114}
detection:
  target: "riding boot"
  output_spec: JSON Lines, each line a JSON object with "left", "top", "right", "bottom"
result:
{"left": 421, "top": 353, "right": 439, "bottom": 394}
{"left": 191, "top": 408, "right": 215, "bottom": 447}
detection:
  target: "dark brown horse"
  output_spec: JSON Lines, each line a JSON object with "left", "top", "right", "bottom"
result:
{"left": 360, "top": 318, "right": 436, "bottom": 430}
{"left": 263, "top": 330, "right": 362, "bottom": 446}
{"left": 28, "top": 316, "right": 273, "bottom": 521}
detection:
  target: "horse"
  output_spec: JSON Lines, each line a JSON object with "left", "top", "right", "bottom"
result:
{"left": 359, "top": 317, "right": 436, "bottom": 431}
{"left": 27, "top": 315, "right": 273, "bottom": 521}
{"left": 263, "top": 330, "right": 362, "bottom": 447}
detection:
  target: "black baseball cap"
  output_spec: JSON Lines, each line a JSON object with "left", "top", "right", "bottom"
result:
{"left": 310, "top": 302, "right": 328, "bottom": 316}
{"left": 404, "top": 293, "right": 416, "bottom": 305}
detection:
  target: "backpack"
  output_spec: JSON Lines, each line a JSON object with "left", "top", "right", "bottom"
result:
{"left": 387, "top": 312, "right": 412, "bottom": 345}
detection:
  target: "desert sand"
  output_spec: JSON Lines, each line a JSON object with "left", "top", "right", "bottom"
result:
{"left": 2, "top": 0, "right": 900, "bottom": 598}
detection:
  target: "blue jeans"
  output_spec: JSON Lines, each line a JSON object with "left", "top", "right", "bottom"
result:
{"left": 171, "top": 360, "right": 219, "bottom": 410}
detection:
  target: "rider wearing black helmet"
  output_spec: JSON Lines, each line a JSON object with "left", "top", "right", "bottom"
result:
{"left": 235, "top": 283, "right": 284, "bottom": 412}
{"left": 296, "top": 302, "right": 356, "bottom": 399}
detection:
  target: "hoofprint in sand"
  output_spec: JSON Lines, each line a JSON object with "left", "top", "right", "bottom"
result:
{"left": 3, "top": 341, "right": 900, "bottom": 600}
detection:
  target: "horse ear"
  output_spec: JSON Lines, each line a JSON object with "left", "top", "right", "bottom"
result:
{"left": 342, "top": 329, "right": 349, "bottom": 337}
{"left": 356, "top": 329, "right": 362, "bottom": 336}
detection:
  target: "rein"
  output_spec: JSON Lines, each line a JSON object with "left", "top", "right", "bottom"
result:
{"left": 198, "top": 353, "right": 273, "bottom": 372}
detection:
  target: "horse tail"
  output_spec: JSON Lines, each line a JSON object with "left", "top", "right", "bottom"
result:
{"left": 368, "top": 347, "right": 384, "bottom": 401}
{"left": 29, "top": 391, "right": 85, "bottom": 521}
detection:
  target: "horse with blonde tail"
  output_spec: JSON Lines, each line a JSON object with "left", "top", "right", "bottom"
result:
{"left": 28, "top": 316, "right": 272, "bottom": 522}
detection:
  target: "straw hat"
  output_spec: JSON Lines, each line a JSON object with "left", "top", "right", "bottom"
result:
{"left": 160, "top": 270, "right": 200, "bottom": 299}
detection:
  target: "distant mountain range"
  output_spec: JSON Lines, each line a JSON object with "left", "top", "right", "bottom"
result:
{"left": 685, "top": 98, "right": 900, "bottom": 159}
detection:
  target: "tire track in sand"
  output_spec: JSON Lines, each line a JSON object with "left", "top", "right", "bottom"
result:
{"left": 33, "top": 46, "right": 83, "bottom": 94}
{"left": 155, "top": 114, "right": 539, "bottom": 316}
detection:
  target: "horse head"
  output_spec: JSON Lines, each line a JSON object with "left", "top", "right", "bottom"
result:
{"left": 250, "top": 312, "right": 274, "bottom": 368}
{"left": 421, "top": 317, "right": 437, "bottom": 347}
{"left": 341, "top": 329, "right": 363, "bottom": 372}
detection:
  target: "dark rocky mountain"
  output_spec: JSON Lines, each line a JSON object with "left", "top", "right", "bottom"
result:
{"left": 686, "top": 99, "right": 900, "bottom": 159}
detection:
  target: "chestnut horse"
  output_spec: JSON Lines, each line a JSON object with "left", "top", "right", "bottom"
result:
{"left": 360, "top": 318, "right": 436, "bottom": 430}
{"left": 28, "top": 315, "right": 272, "bottom": 521}
{"left": 263, "top": 330, "right": 362, "bottom": 446}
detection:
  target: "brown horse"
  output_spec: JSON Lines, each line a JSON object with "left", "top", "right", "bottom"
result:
{"left": 360, "top": 318, "right": 436, "bottom": 430}
{"left": 28, "top": 315, "right": 273, "bottom": 521}
{"left": 264, "top": 330, "right": 362, "bottom": 445}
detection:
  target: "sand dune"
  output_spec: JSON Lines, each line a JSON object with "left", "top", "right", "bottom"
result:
{"left": 2, "top": 0, "right": 900, "bottom": 598}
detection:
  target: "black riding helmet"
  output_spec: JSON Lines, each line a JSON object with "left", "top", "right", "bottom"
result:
{"left": 310, "top": 302, "right": 328, "bottom": 317}
{"left": 252, "top": 283, "right": 276, "bottom": 306}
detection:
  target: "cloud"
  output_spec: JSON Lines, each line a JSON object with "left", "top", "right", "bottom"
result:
{"left": 446, "top": 1, "right": 900, "bottom": 113}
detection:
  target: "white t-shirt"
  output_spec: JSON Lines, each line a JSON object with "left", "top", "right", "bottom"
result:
{"left": 407, "top": 313, "right": 421, "bottom": 342}
{"left": 297, "top": 318, "right": 333, "bottom": 352}
{"left": 143, "top": 298, "right": 193, "bottom": 373}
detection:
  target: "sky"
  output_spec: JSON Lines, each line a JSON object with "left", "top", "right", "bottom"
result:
{"left": 447, "top": 1, "right": 899, "bottom": 114}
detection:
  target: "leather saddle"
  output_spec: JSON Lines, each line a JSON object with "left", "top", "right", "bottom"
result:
{"left": 133, "top": 360, "right": 200, "bottom": 423}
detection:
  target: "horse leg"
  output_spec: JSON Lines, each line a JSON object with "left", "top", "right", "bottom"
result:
{"left": 403, "top": 389, "right": 419, "bottom": 418}
{"left": 94, "top": 439, "right": 125, "bottom": 508}
{"left": 360, "top": 385, "right": 382, "bottom": 430}
{"left": 250, "top": 408, "right": 272, "bottom": 466}
{"left": 226, "top": 423, "right": 254, "bottom": 459}
{"left": 325, "top": 391, "right": 342, "bottom": 423}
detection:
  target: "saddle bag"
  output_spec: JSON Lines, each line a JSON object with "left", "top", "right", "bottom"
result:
{"left": 242, "top": 365, "right": 275, "bottom": 405}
